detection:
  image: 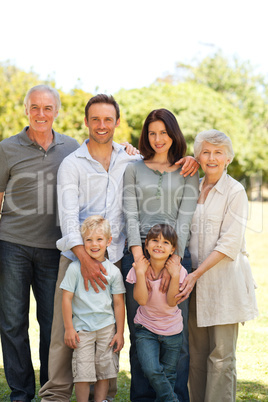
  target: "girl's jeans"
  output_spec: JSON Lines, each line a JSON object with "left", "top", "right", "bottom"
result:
{"left": 135, "top": 324, "right": 182, "bottom": 402}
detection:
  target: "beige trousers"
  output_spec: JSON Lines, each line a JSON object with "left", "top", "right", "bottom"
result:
{"left": 188, "top": 287, "right": 238, "bottom": 402}
{"left": 39, "top": 255, "right": 117, "bottom": 402}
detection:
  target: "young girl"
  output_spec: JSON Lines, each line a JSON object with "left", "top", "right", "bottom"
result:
{"left": 126, "top": 224, "right": 187, "bottom": 402}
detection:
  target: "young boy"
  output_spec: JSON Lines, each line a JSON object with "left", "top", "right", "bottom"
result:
{"left": 60, "top": 215, "right": 125, "bottom": 402}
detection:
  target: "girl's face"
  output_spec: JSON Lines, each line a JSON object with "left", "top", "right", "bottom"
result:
{"left": 146, "top": 234, "right": 175, "bottom": 261}
{"left": 148, "top": 120, "right": 173, "bottom": 156}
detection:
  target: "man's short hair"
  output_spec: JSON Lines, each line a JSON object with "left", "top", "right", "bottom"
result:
{"left": 81, "top": 215, "right": 111, "bottom": 240}
{"left": 24, "top": 85, "right": 61, "bottom": 111}
{"left": 85, "top": 94, "right": 120, "bottom": 121}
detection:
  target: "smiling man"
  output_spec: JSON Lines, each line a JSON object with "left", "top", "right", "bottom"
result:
{"left": 0, "top": 85, "right": 79, "bottom": 402}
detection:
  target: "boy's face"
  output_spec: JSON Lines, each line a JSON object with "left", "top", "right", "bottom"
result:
{"left": 83, "top": 228, "right": 112, "bottom": 262}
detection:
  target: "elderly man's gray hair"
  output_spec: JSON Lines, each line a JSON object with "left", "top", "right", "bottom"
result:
{"left": 24, "top": 85, "right": 61, "bottom": 111}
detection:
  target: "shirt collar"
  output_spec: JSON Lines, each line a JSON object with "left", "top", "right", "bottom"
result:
{"left": 199, "top": 170, "right": 228, "bottom": 195}
{"left": 75, "top": 139, "right": 125, "bottom": 160}
{"left": 18, "top": 126, "right": 63, "bottom": 146}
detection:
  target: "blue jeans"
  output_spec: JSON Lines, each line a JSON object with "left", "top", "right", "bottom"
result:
{"left": 0, "top": 240, "right": 60, "bottom": 402}
{"left": 122, "top": 246, "right": 155, "bottom": 401}
{"left": 135, "top": 325, "right": 182, "bottom": 402}
{"left": 121, "top": 246, "right": 192, "bottom": 402}
{"left": 174, "top": 247, "right": 191, "bottom": 402}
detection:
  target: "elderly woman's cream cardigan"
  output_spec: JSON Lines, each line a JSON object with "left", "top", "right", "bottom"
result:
{"left": 189, "top": 171, "right": 258, "bottom": 327}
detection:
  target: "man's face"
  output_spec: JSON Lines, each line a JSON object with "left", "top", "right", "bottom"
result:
{"left": 84, "top": 103, "right": 120, "bottom": 145}
{"left": 25, "top": 90, "right": 58, "bottom": 134}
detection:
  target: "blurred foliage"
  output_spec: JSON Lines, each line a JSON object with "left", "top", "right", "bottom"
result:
{"left": 116, "top": 82, "right": 256, "bottom": 181}
{"left": 0, "top": 63, "right": 131, "bottom": 145}
{"left": 0, "top": 62, "right": 40, "bottom": 140}
{"left": 116, "top": 51, "right": 268, "bottom": 182}
{"left": 1, "top": 52, "right": 267, "bottom": 182}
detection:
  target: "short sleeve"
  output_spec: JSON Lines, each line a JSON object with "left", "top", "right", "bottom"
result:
{"left": 110, "top": 267, "right": 126, "bottom": 294}
{"left": 179, "top": 266, "right": 188, "bottom": 285}
{"left": 126, "top": 267, "right": 137, "bottom": 284}
{"left": 60, "top": 261, "right": 80, "bottom": 293}
{"left": 0, "top": 144, "right": 9, "bottom": 192}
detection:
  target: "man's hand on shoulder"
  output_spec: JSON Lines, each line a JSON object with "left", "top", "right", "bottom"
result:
{"left": 80, "top": 254, "right": 108, "bottom": 292}
{"left": 72, "top": 245, "right": 108, "bottom": 292}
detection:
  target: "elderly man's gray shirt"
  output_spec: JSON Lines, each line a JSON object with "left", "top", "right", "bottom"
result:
{"left": 0, "top": 127, "right": 79, "bottom": 248}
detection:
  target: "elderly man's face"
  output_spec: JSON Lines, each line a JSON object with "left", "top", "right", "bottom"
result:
{"left": 25, "top": 90, "right": 58, "bottom": 135}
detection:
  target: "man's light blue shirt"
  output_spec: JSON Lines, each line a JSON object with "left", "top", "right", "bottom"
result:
{"left": 57, "top": 139, "right": 140, "bottom": 262}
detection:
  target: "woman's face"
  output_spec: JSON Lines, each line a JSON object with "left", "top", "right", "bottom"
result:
{"left": 148, "top": 120, "right": 173, "bottom": 156}
{"left": 198, "top": 141, "right": 230, "bottom": 179}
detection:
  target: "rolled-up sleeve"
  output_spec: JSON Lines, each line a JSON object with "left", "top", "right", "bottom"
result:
{"left": 175, "top": 172, "right": 199, "bottom": 257}
{"left": 0, "top": 145, "right": 9, "bottom": 192}
{"left": 56, "top": 158, "right": 84, "bottom": 252}
{"left": 123, "top": 163, "right": 142, "bottom": 249}
{"left": 214, "top": 187, "right": 248, "bottom": 260}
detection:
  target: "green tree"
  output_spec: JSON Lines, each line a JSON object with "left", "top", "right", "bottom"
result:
{"left": 0, "top": 63, "right": 132, "bottom": 145}
{"left": 116, "top": 81, "right": 253, "bottom": 180}
{"left": 173, "top": 51, "right": 268, "bottom": 181}
{"left": 0, "top": 62, "right": 41, "bottom": 141}
{"left": 54, "top": 89, "right": 132, "bottom": 144}
{"left": 53, "top": 89, "right": 92, "bottom": 143}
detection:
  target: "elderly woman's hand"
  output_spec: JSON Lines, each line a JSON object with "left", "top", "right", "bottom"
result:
{"left": 175, "top": 272, "right": 197, "bottom": 304}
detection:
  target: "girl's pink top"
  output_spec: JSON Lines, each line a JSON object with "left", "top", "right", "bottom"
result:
{"left": 126, "top": 266, "right": 187, "bottom": 335}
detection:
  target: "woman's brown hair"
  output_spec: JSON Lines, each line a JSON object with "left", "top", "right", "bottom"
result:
{"left": 138, "top": 109, "right": 186, "bottom": 165}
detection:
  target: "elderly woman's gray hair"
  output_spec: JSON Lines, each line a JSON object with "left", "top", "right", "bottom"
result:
{"left": 24, "top": 85, "right": 61, "bottom": 112}
{"left": 194, "top": 129, "right": 235, "bottom": 163}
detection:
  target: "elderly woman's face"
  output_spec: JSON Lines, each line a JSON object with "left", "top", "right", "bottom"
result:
{"left": 198, "top": 141, "right": 230, "bottom": 179}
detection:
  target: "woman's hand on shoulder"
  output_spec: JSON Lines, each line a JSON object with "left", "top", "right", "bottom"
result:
{"left": 175, "top": 156, "right": 199, "bottom": 177}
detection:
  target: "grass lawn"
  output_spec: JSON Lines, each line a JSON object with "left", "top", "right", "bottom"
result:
{"left": 0, "top": 201, "right": 267, "bottom": 401}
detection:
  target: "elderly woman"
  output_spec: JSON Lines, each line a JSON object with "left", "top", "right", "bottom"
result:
{"left": 177, "top": 130, "right": 258, "bottom": 402}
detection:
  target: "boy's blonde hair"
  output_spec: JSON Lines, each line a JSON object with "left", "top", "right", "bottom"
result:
{"left": 81, "top": 215, "right": 111, "bottom": 240}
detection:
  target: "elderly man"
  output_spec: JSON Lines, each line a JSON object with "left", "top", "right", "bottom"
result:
{"left": 0, "top": 85, "right": 79, "bottom": 402}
